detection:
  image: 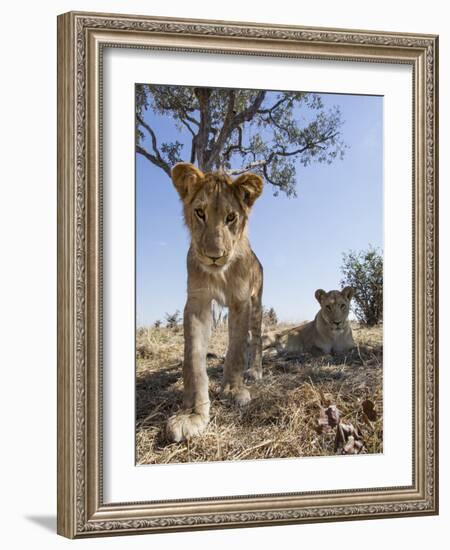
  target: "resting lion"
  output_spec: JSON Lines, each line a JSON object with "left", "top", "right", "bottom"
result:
{"left": 264, "top": 287, "right": 356, "bottom": 355}
{"left": 166, "top": 163, "right": 264, "bottom": 442}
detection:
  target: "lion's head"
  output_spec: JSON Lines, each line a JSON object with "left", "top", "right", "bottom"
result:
{"left": 315, "top": 287, "right": 355, "bottom": 332}
{"left": 171, "top": 163, "right": 263, "bottom": 272}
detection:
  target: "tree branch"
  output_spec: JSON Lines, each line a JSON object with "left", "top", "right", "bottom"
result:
{"left": 207, "top": 91, "right": 266, "bottom": 170}
{"left": 232, "top": 91, "right": 266, "bottom": 127}
{"left": 137, "top": 114, "right": 161, "bottom": 155}
{"left": 136, "top": 145, "right": 171, "bottom": 177}
{"left": 223, "top": 127, "right": 243, "bottom": 159}
{"left": 194, "top": 88, "right": 212, "bottom": 169}
{"left": 208, "top": 90, "right": 236, "bottom": 168}
{"left": 263, "top": 164, "right": 282, "bottom": 187}
{"left": 228, "top": 159, "right": 270, "bottom": 175}
{"left": 136, "top": 114, "right": 172, "bottom": 176}
{"left": 190, "top": 138, "right": 197, "bottom": 164}
{"left": 227, "top": 131, "right": 339, "bottom": 177}
{"left": 260, "top": 110, "right": 294, "bottom": 140}
{"left": 178, "top": 117, "right": 196, "bottom": 136}
{"left": 160, "top": 90, "right": 200, "bottom": 127}
{"left": 257, "top": 94, "right": 292, "bottom": 115}
{"left": 272, "top": 132, "right": 339, "bottom": 158}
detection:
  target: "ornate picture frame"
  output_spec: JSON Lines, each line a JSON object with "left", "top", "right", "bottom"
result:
{"left": 57, "top": 11, "right": 438, "bottom": 538}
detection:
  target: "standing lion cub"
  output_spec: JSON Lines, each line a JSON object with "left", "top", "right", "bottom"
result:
{"left": 264, "top": 287, "right": 356, "bottom": 355}
{"left": 166, "top": 163, "right": 264, "bottom": 442}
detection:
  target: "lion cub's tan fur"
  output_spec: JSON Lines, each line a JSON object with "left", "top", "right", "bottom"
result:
{"left": 166, "top": 163, "right": 264, "bottom": 442}
{"left": 265, "top": 288, "right": 356, "bottom": 355}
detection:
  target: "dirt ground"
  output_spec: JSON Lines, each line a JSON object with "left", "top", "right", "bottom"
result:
{"left": 136, "top": 322, "right": 383, "bottom": 464}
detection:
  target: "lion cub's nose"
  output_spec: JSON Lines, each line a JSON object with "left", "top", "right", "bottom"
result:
{"left": 207, "top": 254, "right": 223, "bottom": 262}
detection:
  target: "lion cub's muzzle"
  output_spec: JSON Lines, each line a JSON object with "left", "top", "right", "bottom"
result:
{"left": 203, "top": 252, "right": 229, "bottom": 268}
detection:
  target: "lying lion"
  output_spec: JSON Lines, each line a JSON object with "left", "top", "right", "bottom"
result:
{"left": 264, "top": 287, "right": 356, "bottom": 355}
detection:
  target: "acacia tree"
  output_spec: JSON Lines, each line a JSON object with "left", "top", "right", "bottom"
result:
{"left": 136, "top": 85, "right": 346, "bottom": 197}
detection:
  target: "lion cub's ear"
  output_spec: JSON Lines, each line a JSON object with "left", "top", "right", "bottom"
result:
{"left": 342, "top": 286, "right": 355, "bottom": 301}
{"left": 315, "top": 289, "right": 326, "bottom": 304}
{"left": 233, "top": 172, "right": 264, "bottom": 208}
{"left": 171, "top": 163, "right": 204, "bottom": 202}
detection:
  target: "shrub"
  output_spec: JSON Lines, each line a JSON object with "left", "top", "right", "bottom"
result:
{"left": 165, "top": 310, "right": 181, "bottom": 329}
{"left": 263, "top": 306, "right": 278, "bottom": 327}
{"left": 340, "top": 246, "right": 383, "bottom": 326}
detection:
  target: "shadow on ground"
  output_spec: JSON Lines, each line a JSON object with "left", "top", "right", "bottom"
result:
{"left": 25, "top": 515, "right": 56, "bottom": 533}
{"left": 135, "top": 327, "right": 383, "bottom": 464}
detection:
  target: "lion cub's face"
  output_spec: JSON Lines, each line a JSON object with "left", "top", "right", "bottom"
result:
{"left": 315, "top": 287, "right": 355, "bottom": 332}
{"left": 171, "top": 163, "right": 263, "bottom": 272}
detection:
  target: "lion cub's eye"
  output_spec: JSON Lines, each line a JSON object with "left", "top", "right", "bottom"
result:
{"left": 226, "top": 212, "right": 236, "bottom": 224}
{"left": 340, "top": 303, "right": 346, "bottom": 309}
{"left": 326, "top": 305, "right": 332, "bottom": 311}
{"left": 195, "top": 208, "right": 205, "bottom": 220}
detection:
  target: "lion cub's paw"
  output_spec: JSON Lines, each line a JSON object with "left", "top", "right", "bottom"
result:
{"left": 245, "top": 367, "right": 263, "bottom": 382}
{"left": 222, "top": 385, "right": 252, "bottom": 407}
{"left": 166, "top": 412, "right": 209, "bottom": 443}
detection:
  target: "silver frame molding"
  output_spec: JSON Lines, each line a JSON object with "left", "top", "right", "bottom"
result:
{"left": 57, "top": 11, "right": 439, "bottom": 538}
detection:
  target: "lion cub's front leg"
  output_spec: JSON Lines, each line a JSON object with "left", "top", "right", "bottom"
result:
{"left": 246, "top": 292, "right": 263, "bottom": 381}
{"left": 166, "top": 296, "right": 211, "bottom": 442}
{"left": 222, "top": 299, "right": 252, "bottom": 406}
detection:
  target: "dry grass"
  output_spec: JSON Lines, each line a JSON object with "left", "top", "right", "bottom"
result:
{"left": 136, "top": 322, "right": 383, "bottom": 464}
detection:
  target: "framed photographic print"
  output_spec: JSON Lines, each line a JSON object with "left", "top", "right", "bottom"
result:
{"left": 57, "top": 11, "right": 439, "bottom": 538}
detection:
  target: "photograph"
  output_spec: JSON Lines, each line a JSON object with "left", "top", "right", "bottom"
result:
{"left": 1, "top": 0, "right": 444, "bottom": 544}
{"left": 135, "top": 84, "right": 384, "bottom": 465}
{"left": 55, "top": 10, "right": 438, "bottom": 538}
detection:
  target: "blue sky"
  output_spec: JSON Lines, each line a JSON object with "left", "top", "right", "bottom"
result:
{"left": 136, "top": 90, "right": 383, "bottom": 325}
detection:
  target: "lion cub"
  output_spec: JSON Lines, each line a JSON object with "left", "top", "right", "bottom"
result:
{"left": 266, "top": 287, "right": 356, "bottom": 355}
{"left": 166, "top": 163, "right": 264, "bottom": 443}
